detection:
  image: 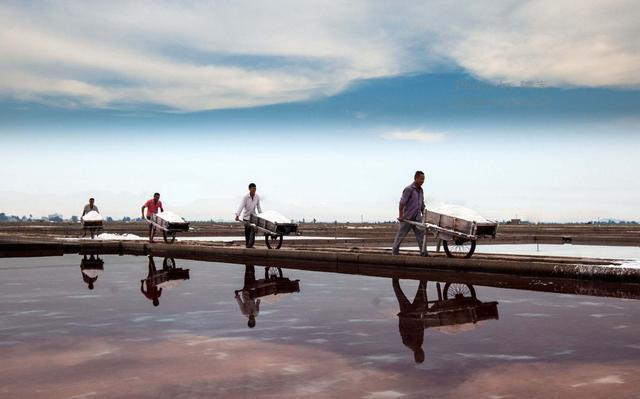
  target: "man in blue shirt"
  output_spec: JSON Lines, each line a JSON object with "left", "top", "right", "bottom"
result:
{"left": 392, "top": 171, "right": 427, "bottom": 256}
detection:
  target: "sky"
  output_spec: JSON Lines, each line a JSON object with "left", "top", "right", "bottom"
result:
{"left": 1, "top": 1, "right": 639, "bottom": 222}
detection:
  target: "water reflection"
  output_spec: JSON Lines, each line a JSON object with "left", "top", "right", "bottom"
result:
{"left": 80, "top": 254, "right": 104, "bottom": 290}
{"left": 393, "top": 278, "right": 499, "bottom": 363}
{"left": 140, "top": 256, "right": 190, "bottom": 307}
{"left": 235, "top": 264, "right": 301, "bottom": 328}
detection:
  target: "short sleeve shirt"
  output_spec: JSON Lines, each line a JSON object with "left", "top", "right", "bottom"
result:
{"left": 144, "top": 199, "right": 163, "bottom": 216}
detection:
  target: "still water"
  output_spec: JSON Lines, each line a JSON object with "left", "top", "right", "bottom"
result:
{"left": 1, "top": 254, "right": 640, "bottom": 398}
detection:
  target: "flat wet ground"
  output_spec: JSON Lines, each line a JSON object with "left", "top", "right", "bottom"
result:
{"left": 1, "top": 255, "right": 640, "bottom": 398}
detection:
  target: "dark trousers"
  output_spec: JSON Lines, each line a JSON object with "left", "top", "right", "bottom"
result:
{"left": 244, "top": 225, "right": 254, "bottom": 248}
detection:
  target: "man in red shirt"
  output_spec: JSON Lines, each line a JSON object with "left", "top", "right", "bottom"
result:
{"left": 141, "top": 192, "right": 164, "bottom": 243}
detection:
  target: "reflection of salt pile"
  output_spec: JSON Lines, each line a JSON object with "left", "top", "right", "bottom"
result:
{"left": 82, "top": 269, "right": 101, "bottom": 278}
{"left": 157, "top": 280, "right": 184, "bottom": 289}
{"left": 261, "top": 294, "right": 284, "bottom": 305}
{"left": 155, "top": 211, "right": 186, "bottom": 223}
{"left": 432, "top": 322, "right": 479, "bottom": 335}
{"left": 257, "top": 210, "right": 291, "bottom": 224}
{"left": 81, "top": 210, "right": 102, "bottom": 222}
{"left": 431, "top": 204, "right": 493, "bottom": 224}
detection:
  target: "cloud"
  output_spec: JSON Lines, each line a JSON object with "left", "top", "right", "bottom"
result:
{"left": 0, "top": 1, "right": 638, "bottom": 112}
{"left": 381, "top": 129, "right": 446, "bottom": 143}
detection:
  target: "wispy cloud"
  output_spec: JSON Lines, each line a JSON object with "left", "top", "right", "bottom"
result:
{"left": 0, "top": 1, "right": 638, "bottom": 112}
{"left": 381, "top": 129, "right": 446, "bottom": 143}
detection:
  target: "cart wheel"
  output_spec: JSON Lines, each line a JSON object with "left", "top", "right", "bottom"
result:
{"left": 247, "top": 228, "right": 256, "bottom": 247}
{"left": 443, "top": 238, "right": 476, "bottom": 258}
{"left": 163, "top": 231, "right": 176, "bottom": 244}
{"left": 265, "top": 266, "right": 283, "bottom": 279}
{"left": 265, "top": 234, "right": 283, "bottom": 249}
{"left": 163, "top": 257, "right": 176, "bottom": 270}
{"left": 443, "top": 283, "right": 476, "bottom": 300}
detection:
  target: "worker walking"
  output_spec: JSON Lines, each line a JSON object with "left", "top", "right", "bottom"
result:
{"left": 235, "top": 183, "right": 262, "bottom": 248}
{"left": 82, "top": 197, "right": 99, "bottom": 217}
{"left": 392, "top": 171, "right": 427, "bottom": 256}
{"left": 141, "top": 193, "right": 164, "bottom": 243}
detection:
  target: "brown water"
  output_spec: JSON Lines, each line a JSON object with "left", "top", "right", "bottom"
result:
{"left": 1, "top": 255, "right": 639, "bottom": 398}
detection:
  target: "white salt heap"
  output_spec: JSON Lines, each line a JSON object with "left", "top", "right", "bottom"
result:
{"left": 81, "top": 211, "right": 102, "bottom": 222}
{"left": 430, "top": 204, "right": 494, "bottom": 224}
{"left": 257, "top": 210, "right": 292, "bottom": 224}
{"left": 155, "top": 211, "right": 187, "bottom": 224}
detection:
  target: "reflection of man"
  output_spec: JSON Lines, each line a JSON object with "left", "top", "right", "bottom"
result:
{"left": 392, "top": 278, "right": 428, "bottom": 363}
{"left": 141, "top": 256, "right": 162, "bottom": 307}
{"left": 80, "top": 254, "right": 102, "bottom": 290}
{"left": 235, "top": 264, "right": 260, "bottom": 328}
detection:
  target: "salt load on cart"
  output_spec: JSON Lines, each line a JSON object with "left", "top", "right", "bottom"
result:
{"left": 81, "top": 210, "right": 103, "bottom": 239}
{"left": 147, "top": 211, "right": 190, "bottom": 243}
{"left": 242, "top": 210, "right": 299, "bottom": 249}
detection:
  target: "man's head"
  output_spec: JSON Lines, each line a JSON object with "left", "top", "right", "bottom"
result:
{"left": 89, "top": 198, "right": 95, "bottom": 206}
{"left": 414, "top": 170, "right": 425, "bottom": 187}
{"left": 153, "top": 192, "right": 160, "bottom": 202}
{"left": 248, "top": 315, "right": 256, "bottom": 328}
{"left": 248, "top": 183, "right": 256, "bottom": 196}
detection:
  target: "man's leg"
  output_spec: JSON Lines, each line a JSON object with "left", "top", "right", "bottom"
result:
{"left": 413, "top": 281, "right": 428, "bottom": 309}
{"left": 412, "top": 225, "right": 428, "bottom": 256}
{"left": 244, "top": 225, "right": 253, "bottom": 248}
{"left": 392, "top": 222, "right": 412, "bottom": 255}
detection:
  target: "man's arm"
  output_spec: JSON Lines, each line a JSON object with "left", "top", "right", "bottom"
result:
{"left": 257, "top": 197, "right": 262, "bottom": 214}
{"left": 235, "top": 197, "right": 245, "bottom": 221}
{"left": 159, "top": 202, "right": 164, "bottom": 213}
{"left": 141, "top": 205, "right": 146, "bottom": 219}
{"left": 398, "top": 187, "right": 410, "bottom": 221}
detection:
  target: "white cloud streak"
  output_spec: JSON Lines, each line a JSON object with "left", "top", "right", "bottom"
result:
{"left": 381, "top": 129, "right": 446, "bottom": 143}
{"left": 0, "top": 1, "right": 638, "bottom": 111}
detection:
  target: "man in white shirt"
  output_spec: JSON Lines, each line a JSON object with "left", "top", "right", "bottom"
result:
{"left": 235, "top": 183, "right": 262, "bottom": 248}
{"left": 82, "top": 198, "right": 99, "bottom": 216}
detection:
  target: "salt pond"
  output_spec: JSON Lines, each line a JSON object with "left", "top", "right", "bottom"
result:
{"left": 1, "top": 254, "right": 640, "bottom": 398}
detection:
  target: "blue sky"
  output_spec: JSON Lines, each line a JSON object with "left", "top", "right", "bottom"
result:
{"left": 1, "top": 1, "right": 639, "bottom": 222}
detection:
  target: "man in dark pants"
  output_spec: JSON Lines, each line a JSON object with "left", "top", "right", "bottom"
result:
{"left": 392, "top": 171, "right": 427, "bottom": 256}
{"left": 235, "top": 183, "right": 262, "bottom": 248}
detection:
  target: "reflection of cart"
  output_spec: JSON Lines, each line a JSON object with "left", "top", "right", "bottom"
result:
{"left": 393, "top": 279, "right": 499, "bottom": 363}
{"left": 241, "top": 214, "right": 298, "bottom": 249}
{"left": 404, "top": 208, "right": 498, "bottom": 258}
{"left": 150, "top": 257, "right": 190, "bottom": 285}
{"left": 425, "top": 282, "right": 499, "bottom": 330}
{"left": 236, "top": 267, "right": 300, "bottom": 299}
{"left": 147, "top": 213, "right": 190, "bottom": 243}
{"left": 150, "top": 268, "right": 190, "bottom": 287}
{"left": 82, "top": 220, "right": 103, "bottom": 239}
{"left": 80, "top": 254, "right": 104, "bottom": 270}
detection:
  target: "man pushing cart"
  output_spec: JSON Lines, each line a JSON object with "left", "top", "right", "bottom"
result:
{"left": 235, "top": 183, "right": 298, "bottom": 249}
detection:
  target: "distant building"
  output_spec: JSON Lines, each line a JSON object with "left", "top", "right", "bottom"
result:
{"left": 508, "top": 218, "right": 521, "bottom": 225}
{"left": 47, "top": 213, "right": 64, "bottom": 223}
